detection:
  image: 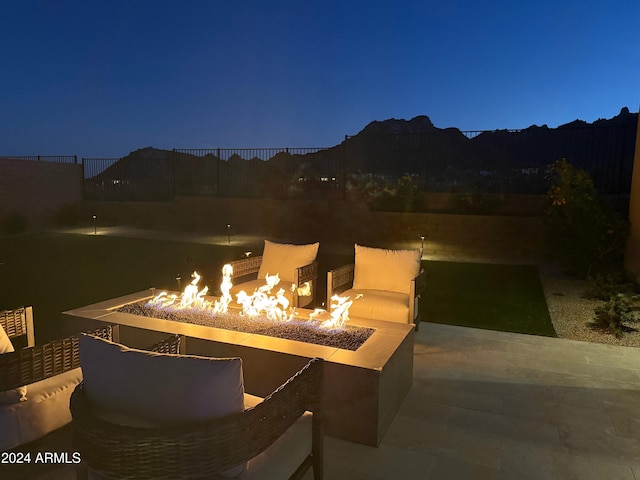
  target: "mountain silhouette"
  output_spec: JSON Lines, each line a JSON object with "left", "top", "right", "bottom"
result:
{"left": 85, "top": 107, "right": 637, "bottom": 200}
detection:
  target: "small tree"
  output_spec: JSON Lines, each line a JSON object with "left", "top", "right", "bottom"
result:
{"left": 545, "top": 159, "right": 629, "bottom": 278}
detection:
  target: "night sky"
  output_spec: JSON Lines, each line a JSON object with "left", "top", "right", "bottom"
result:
{"left": 2, "top": 0, "right": 638, "bottom": 158}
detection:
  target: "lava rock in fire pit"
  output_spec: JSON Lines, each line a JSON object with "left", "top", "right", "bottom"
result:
{"left": 117, "top": 302, "right": 374, "bottom": 351}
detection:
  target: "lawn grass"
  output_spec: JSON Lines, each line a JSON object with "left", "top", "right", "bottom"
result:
{"left": 0, "top": 233, "right": 556, "bottom": 343}
{"left": 0, "top": 233, "right": 248, "bottom": 343}
{"left": 422, "top": 261, "right": 556, "bottom": 337}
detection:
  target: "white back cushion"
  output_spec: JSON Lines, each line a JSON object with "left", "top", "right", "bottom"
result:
{"left": 79, "top": 334, "right": 245, "bottom": 426}
{"left": 0, "top": 323, "right": 27, "bottom": 404}
{"left": 257, "top": 240, "right": 319, "bottom": 284}
{"left": 353, "top": 244, "right": 421, "bottom": 295}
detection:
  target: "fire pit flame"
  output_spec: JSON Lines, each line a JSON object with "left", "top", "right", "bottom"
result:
{"left": 236, "top": 272, "right": 292, "bottom": 322}
{"left": 212, "top": 264, "right": 233, "bottom": 313}
{"left": 148, "top": 271, "right": 210, "bottom": 310}
{"left": 310, "top": 293, "right": 363, "bottom": 330}
{"left": 147, "top": 265, "right": 358, "bottom": 330}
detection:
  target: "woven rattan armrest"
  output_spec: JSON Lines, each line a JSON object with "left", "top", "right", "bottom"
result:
{"left": 147, "top": 334, "right": 181, "bottom": 354}
{"left": 327, "top": 263, "right": 355, "bottom": 300}
{"left": 229, "top": 255, "right": 263, "bottom": 279}
{"left": 1, "top": 306, "right": 35, "bottom": 347}
{"left": 71, "top": 357, "right": 324, "bottom": 479}
{"left": 296, "top": 260, "right": 319, "bottom": 285}
{"left": 0, "top": 326, "right": 113, "bottom": 391}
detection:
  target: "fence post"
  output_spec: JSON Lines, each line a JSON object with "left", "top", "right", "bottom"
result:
{"left": 216, "top": 148, "right": 221, "bottom": 197}
{"left": 342, "top": 135, "right": 348, "bottom": 200}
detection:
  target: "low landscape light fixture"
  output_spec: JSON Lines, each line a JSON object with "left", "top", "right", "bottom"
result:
{"left": 92, "top": 215, "right": 97, "bottom": 235}
{"left": 226, "top": 224, "right": 231, "bottom": 244}
{"left": 420, "top": 235, "right": 425, "bottom": 251}
{"left": 244, "top": 251, "right": 252, "bottom": 258}
{"left": 175, "top": 274, "right": 182, "bottom": 290}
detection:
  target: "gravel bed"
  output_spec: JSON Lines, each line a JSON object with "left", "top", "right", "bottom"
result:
{"left": 539, "top": 263, "right": 640, "bottom": 348}
{"left": 117, "top": 302, "right": 374, "bottom": 351}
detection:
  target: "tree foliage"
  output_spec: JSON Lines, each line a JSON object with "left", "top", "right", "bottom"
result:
{"left": 545, "top": 159, "right": 629, "bottom": 278}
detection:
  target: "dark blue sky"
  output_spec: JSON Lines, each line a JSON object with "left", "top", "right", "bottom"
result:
{"left": 2, "top": 0, "right": 638, "bottom": 158}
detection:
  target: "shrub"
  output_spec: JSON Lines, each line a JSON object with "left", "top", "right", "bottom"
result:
{"left": 545, "top": 159, "right": 629, "bottom": 278}
{"left": 365, "top": 174, "right": 421, "bottom": 212}
{"left": 2, "top": 212, "right": 28, "bottom": 234}
{"left": 591, "top": 293, "right": 639, "bottom": 338}
{"left": 583, "top": 272, "right": 635, "bottom": 301}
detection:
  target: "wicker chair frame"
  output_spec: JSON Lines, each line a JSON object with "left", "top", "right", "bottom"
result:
{"left": 0, "top": 306, "right": 113, "bottom": 391}
{"left": 71, "top": 356, "right": 324, "bottom": 480}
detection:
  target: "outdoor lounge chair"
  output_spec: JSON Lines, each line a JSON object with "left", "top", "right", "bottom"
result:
{"left": 0, "top": 306, "right": 112, "bottom": 451}
{"left": 71, "top": 333, "right": 324, "bottom": 480}
{"left": 327, "top": 244, "right": 426, "bottom": 329}
{"left": 228, "top": 240, "right": 319, "bottom": 309}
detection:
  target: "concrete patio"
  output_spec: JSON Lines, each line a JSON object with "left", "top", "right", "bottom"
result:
{"left": 301, "top": 322, "right": 640, "bottom": 480}
{"left": 6, "top": 320, "right": 640, "bottom": 480}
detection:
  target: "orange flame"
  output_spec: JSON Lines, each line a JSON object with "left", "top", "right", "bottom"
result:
{"left": 148, "top": 266, "right": 356, "bottom": 330}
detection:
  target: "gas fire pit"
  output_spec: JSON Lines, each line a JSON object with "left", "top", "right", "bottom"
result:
{"left": 64, "top": 289, "right": 414, "bottom": 447}
{"left": 117, "top": 300, "right": 374, "bottom": 351}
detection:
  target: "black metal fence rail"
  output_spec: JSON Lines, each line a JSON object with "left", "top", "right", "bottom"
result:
{"left": 171, "top": 147, "right": 337, "bottom": 199}
{"left": 82, "top": 147, "right": 347, "bottom": 201}
{"left": 0, "top": 155, "right": 78, "bottom": 164}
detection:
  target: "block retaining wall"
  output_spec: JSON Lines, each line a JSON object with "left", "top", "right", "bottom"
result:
{"left": 0, "top": 158, "right": 83, "bottom": 228}
{"left": 83, "top": 197, "right": 545, "bottom": 262}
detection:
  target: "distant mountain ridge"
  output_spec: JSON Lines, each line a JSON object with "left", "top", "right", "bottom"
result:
{"left": 342, "top": 107, "right": 637, "bottom": 182}
{"left": 87, "top": 107, "right": 637, "bottom": 200}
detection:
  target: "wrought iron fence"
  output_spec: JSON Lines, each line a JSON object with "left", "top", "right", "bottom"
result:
{"left": 82, "top": 147, "right": 346, "bottom": 201}
{"left": 0, "top": 155, "right": 77, "bottom": 163}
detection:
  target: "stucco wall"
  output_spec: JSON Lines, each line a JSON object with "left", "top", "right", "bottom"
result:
{"left": 625, "top": 110, "right": 640, "bottom": 281}
{"left": 0, "top": 158, "right": 83, "bottom": 228}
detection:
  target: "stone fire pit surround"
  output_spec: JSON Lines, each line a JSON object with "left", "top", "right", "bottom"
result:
{"left": 64, "top": 290, "right": 414, "bottom": 447}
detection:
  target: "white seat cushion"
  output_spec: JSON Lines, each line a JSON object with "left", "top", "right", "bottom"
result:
{"left": 342, "top": 288, "right": 411, "bottom": 324}
{"left": 241, "top": 394, "right": 312, "bottom": 480}
{"left": 0, "top": 367, "right": 82, "bottom": 451}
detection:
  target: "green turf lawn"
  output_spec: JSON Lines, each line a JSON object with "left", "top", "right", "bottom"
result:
{"left": 0, "top": 233, "right": 556, "bottom": 343}
{"left": 0, "top": 232, "right": 248, "bottom": 343}
{"left": 422, "top": 260, "right": 556, "bottom": 337}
